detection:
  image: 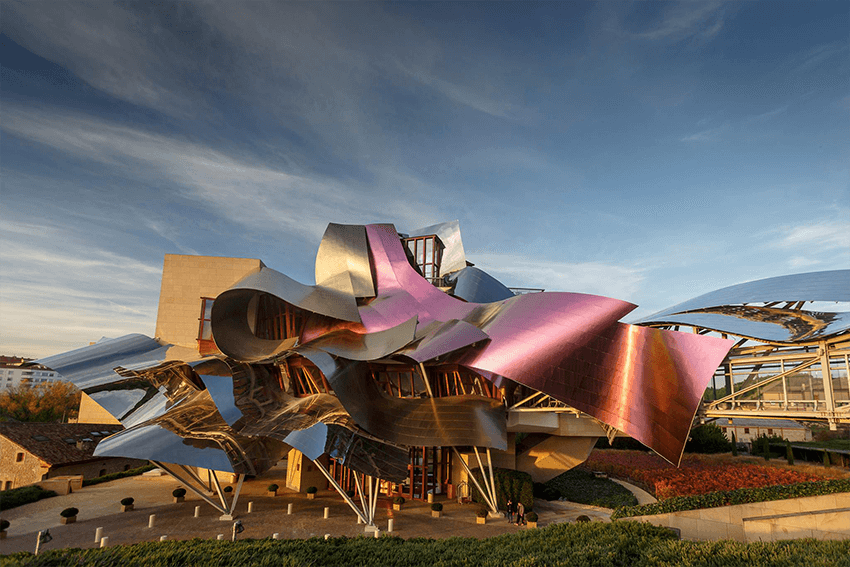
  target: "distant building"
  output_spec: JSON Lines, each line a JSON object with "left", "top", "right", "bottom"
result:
{"left": 0, "top": 356, "right": 61, "bottom": 391}
{"left": 0, "top": 423, "right": 145, "bottom": 490}
{"left": 717, "top": 417, "right": 812, "bottom": 444}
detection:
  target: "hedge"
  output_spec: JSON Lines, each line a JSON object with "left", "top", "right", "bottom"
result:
{"left": 470, "top": 467, "right": 533, "bottom": 510}
{"left": 2, "top": 522, "right": 849, "bottom": 567}
{"left": 82, "top": 464, "right": 155, "bottom": 487}
{"left": 612, "top": 478, "right": 850, "bottom": 519}
{"left": 0, "top": 486, "right": 57, "bottom": 511}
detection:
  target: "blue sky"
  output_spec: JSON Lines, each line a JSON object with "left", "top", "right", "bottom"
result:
{"left": 1, "top": 1, "right": 848, "bottom": 358}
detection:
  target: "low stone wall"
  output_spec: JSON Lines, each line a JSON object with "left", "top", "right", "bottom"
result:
{"left": 627, "top": 493, "right": 850, "bottom": 542}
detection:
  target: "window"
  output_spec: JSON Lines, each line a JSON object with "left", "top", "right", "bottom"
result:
{"left": 15, "top": 452, "right": 24, "bottom": 463}
{"left": 744, "top": 428, "right": 750, "bottom": 434}
{"left": 198, "top": 298, "right": 214, "bottom": 341}
{"left": 3, "top": 481, "right": 11, "bottom": 490}
{"left": 99, "top": 468, "right": 107, "bottom": 477}
{"left": 767, "top": 428, "right": 773, "bottom": 435}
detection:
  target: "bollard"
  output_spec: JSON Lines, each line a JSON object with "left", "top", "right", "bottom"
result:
{"left": 272, "top": 533, "right": 280, "bottom": 540}
{"left": 324, "top": 534, "right": 330, "bottom": 540}
{"left": 374, "top": 528, "right": 380, "bottom": 538}
{"left": 287, "top": 503, "right": 293, "bottom": 515}
{"left": 323, "top": 507, "right": 330, "bottom": 519}
{"left": 217, "top": 534, "right": 224, "bottom": 540}
{"left": 94, "top": 527, "right": 103, "bottom": 543}
{"left": 388, "top": 519, "right": 394, "bottom": 533}
{"left": 194, "top": 506, "right": 200, "bottom": 518}
{"left": 160, "top": 535, "right": 168, "bottom": 542}
{"left": 100, "top": 536, "right": 109, "bottom": 548}
{"left": 248, "top": 501, "right": 254, "bottom": 513}
{"left": 148, "top": 514, "right": 156, "bottom": 528}
{"left": 427, "top": 493, "right": 433, "bottom": 504}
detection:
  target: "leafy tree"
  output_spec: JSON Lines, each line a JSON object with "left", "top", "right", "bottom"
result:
{"left": 685, "top": 424, "right": 731, "bottom": 454}
{"left": 0, "top": 381, "right": 80, "bottom": 422}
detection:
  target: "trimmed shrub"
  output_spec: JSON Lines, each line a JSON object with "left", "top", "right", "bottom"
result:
{"left": 731, "top": 432, "right": 738, "bottom": 456}
{"left": 470, "top": 467, "right": 533, "bottom": 510}
{"left": 345, "top": 490, "right": 355, "bottom": 498}
{"left": 526, "top": 511, "right": 538, "bottom": 522}
{"left": 172, "top": 488, "right": 187, "bottom": 498}
{"left": 120, "top": 497, "right": 134, "bottom": 506}
{"left": 685, "top": 424, "right": 731, "bottom": 454}
{"left": 60, "top": 507, "right": 78, "bottom": 518}
{"left": 393, "top": 496, "right": 405, "bottom": 505}
{"left": 576, "top": 515, "right": 591, "bottom": 522}
{"left": 306, "top": 486, "right": 317, "bottom": 494}
{"left": 612, "top": 478, "right": 850, "bottom": 519}
{"left": 267, "top": 484, "right": 279, "bottom": 492}
{"left": 223, "top": 486, "right": 233, "bottom": 493}
{"left": 0, "top": 485, "right": 57, "bottom": 511}
{"left": 430, "top": 503, "right": 443, "bottom": 512}
{"left": 475, "top": 505, "right": 488, "bottom": 518}
{"left": 786, "top": 441, "right": 794, "bottom": 465}
{"left": 0, "top": 519, "right": 9, "bottom": 531}
{"left": 82, "top": 464, "right": 155, "bottom": 487}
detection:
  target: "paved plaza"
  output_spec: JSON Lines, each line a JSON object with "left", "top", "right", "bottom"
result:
{"left": 0, "top": 471, "right": 619, "bottom": 555}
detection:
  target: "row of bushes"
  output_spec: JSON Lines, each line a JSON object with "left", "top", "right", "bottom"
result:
{"left": 612, "top": 478, "right": 850, "bottom": 519}
{"left": 0, "top": 485, "right": 57, "bottom": 512}
{"left": 4, "top": 522, "right": 849, "bottom": 566}
{"left": 469, "top": 467, "right": 533, "bottom": 510}
{"left": 82, "top": 464, "right": 155, "bottom": 487}
{"left": 543, "top": 468, "right": 638, "bottom": 509}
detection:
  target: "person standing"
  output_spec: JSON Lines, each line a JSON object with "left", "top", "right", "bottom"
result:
{"left": 516, "top": 501, "right": 525, "bottom": 526}
{"left": 506, "top": 498, "right": 514, "bottom": 523}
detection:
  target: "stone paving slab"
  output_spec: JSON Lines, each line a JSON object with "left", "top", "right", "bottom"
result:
{"left": 0, "top": 473, "right": 611, "bottom": 555}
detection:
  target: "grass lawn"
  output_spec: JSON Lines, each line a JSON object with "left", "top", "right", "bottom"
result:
{"left": 544, "top": 467, "right": 638, "bottom": 508}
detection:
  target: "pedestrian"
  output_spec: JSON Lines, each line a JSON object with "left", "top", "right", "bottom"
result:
{"left": 516, "top": 501, "right": 525, "bottom": 526}
{"left": 506, "top": 498, "right": 514, "bottom": 523}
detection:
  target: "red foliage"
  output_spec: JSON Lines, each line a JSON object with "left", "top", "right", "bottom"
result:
{"left": 584, "top": 451, "right": 819, "bottom": 500}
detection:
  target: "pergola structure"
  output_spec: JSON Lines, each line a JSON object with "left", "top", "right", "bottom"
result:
{"left": 34, "top": 221, "right": 738, "bottom": 527}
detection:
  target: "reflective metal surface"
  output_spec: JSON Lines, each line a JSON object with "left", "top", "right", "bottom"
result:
{"left": 36, "top": 220, "right": 738, "bottom": 475}
{"left": 635, "top": 270, "right": 850, "bottom": 343}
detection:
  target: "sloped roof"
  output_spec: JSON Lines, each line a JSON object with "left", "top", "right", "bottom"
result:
{"left": 715, "top": 417, "right": 808, "bottom": 429}
{"left": 0, "top": 422, "right": 123, "bottom": 466}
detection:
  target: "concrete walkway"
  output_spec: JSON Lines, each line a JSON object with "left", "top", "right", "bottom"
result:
{"left": 0, "top": 473, "right": 607, "bottom": 555}
{"left": 611, "top": 478, "right": 657, "bottom": 505}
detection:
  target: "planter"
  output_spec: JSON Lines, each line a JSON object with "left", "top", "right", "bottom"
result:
{"left": 0, "top": 532, "right": 7, "bottom": 540}
{"left": 307, "top": 493, "right": 315, "bottom": 500}
{"left": 527, "top": 521, "right": 538, "bottom": 528}
{"left": 476, "top": 516, "right": 486, "bottom": 524}
{"left": 121, "top": 504, "right": 134, "bottom": 512}
{"left": 393, "top": 504, "right": 402, "bottom": 511}
{"left": 61, "top": 516, "right": 77, "bottom": 525}
{"left": 431, "top": 510, "right": 442, "bottom": 518}
{"left": 268, "top": 491, "right": 277, "bottom": 497}
{"left": 173, "top": 496, "right": 185, "bottom": 503}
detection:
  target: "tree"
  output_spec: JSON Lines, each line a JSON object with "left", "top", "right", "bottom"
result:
{"left": 685, "top": 423, "right": 732, "bottom": 454}
{"left": 0, "top": 382, "right": 80, "bottom": 422}
{"left": 731, "top": 432, "right": 738, "bottom": 457}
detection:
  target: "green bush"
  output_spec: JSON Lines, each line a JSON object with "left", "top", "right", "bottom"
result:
{"left": 525, "top": 511, "right": 538, "bottom": 522}
{"left": 786, "top": 440, "right": 795, "bottom": 465}
{"left": 82, "top": 464, "right": 155, "bottom": 487}
{"left": 0, "top": 485, "right": 57, "bottom": 511}
{"left": 267, "top": 484, "right": 279, "bottom": 492}
{"left": 393, "top": 496, "right": 405, "bottom": 505}
{"left": 0, "top": 519, "right": 9, "bottom": 531}
{"left": 470, "top": 467, "right": 533, "bottom": 510}
{"left": 685, "top": 424, "right": 731, "bottom": 454}
{"left": 172, "top": 488, "right": 186, "bottom": 498}
{"left": 430, "top": 503, "right": 443, "bottom": 512}
{"left": 224, "top": 486, "right": 233, "bottom": 493}
{"left": 3, "top": 522, "right": 849, "bottom": 566}
{"left": 306, "top": 486, "right": 317, "bottom": 494}
{"left": 120, "top": 497, "right": 134, "bottom": 506}
{"left": 59, "top": 507, "right": 78, "bottom": 518}
{"left": 576, "top": 515, "right": 591, "bottom": 522}
{"left": 612, "top": 478, "right": 850, "bottom": 519}
{"left": 545, "top": 468, "right": 638, "bottom": 509}
{"left": 731, "top": 432, "right": 738, "bottom": 456}
{"left": 475, "top": 505, "right": 488, "bottom": 517}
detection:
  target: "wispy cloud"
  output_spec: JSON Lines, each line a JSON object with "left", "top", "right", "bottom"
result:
{"left": 777, "top": 220, "right": 850, "bottom": 251}
{"left": 790, "top": 41, "right": 849, "bottom": 75}
{"left": 468, "top": 251, "right": 645, "bottom": 302}
{"left": 634, "top": 1, "right": 727, "bottom": 43}
{"left": 680, "top": 125, "right": 725, "bottom": 142}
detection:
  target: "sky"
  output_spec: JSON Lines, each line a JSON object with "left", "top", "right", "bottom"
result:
{"left": 1, "top": 1, "right": 848, "bottom": 359}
